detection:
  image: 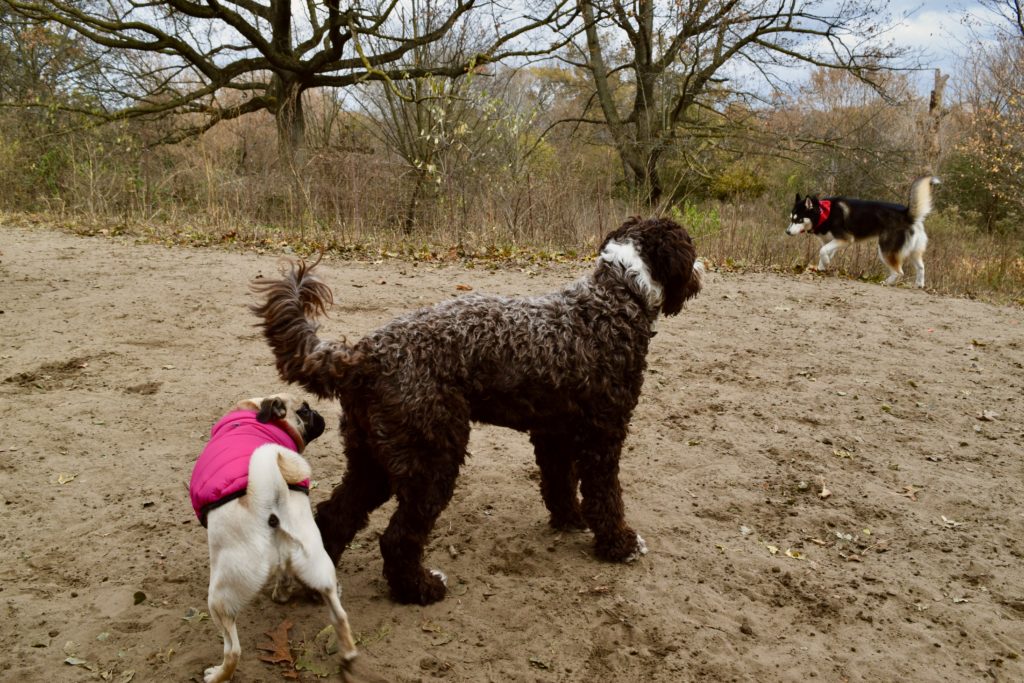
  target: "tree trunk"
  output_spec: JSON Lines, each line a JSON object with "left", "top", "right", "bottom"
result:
{"left": 404, "top": 170, "right": 426, "bottom": 235}
{"left": 580, "top": 0, "right": 664, "bottom": 206}
{"left": 272, "top": 73, "right": 307, "bottom": 170}
{"left": 622, "top": 143, "right": 663, "bottom": 205}
{"left": 920, "top": 68, "right": 948, "bottom": 175}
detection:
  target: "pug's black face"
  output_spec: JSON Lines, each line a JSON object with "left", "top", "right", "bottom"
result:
{"left": 297, "top": 402, "right": 325, "bottom": 444}
{"left": 250, "top": 393, "right": 325, "bottom": 450}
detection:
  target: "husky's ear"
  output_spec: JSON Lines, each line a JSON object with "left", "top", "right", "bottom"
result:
{"left": 257, "top": 397, "right": 287, "bottom": 423}
{"left": 794, "top": 193, "right": 802, "bottom": 204}
{"left": 805, "top": 196, "right": 815, "bottom": 210}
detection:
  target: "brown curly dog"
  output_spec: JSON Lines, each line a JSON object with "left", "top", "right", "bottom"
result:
{"left": 251, "top": 217, "right": 704, "bottom": 604}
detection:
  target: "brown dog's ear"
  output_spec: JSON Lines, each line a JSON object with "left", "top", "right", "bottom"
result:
{"left": 257, "top": 397, "right": 287, "bottom": 423}
{"left": 640, "top": 218, "right": 699, "bottom": 317}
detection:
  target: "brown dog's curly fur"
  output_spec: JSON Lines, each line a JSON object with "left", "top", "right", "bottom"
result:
{"left": 251, "top": 217, "right": 703, "bottom": 605}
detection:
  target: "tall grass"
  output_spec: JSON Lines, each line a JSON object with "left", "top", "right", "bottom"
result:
{"left": 1, "top": 118, "right": 1021, "bottom": 304}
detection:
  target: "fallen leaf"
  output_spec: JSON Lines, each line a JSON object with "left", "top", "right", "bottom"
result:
{"left": 765, "top": 544, "right": 779, "bottom": 555}
{"left": 293, "top": 651, "right": 333, "bottom": 678}
{"left": 65, "top": 657, "right": 89, "bottom": 667}
{"left": 314, "top": 624, "right": 338, "bottom": 655}
{"left": 420, "top": 620, "right": 445, "bottom": 634}
{"left": 870, "top": 540, "right": 891, "bottom": 553}
{"left": 56, "top": 472, "right": 77, "bottom": 485}
{"left": 182, "top": 607, "right": 208, "bottom": 622}
{"left": 819, "top": 486, "right": 832, "bottom": 499}
{"left": 455, "top": 283, "right": 473, "bottom": 291}
{"left": 977, "top": 410, "right": 999, "bottom": 421}
{"left": 941, "top": 515, "right": 965, "bottom": 528}
{"left": 257, "top": 619, "right": 295, "bottom": 666}
{"left": 785, "top": 548, "right": 804, "bottom": 560}
{"left": 529, "top": 656, "right": 551, "bottom": 670}
{"left": 901, "top": 485, "right": 921, "bottom": 501}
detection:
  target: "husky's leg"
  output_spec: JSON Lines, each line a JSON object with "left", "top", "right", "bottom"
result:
{"left": 817, "top": 238, "right": 848, "bottom": 271}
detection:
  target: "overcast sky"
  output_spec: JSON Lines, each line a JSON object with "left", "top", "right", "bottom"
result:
{"left": 884, "top": 1, "right": 1003, "bottom": 77}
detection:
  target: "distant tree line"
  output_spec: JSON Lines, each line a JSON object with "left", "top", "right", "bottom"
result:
{"left": 0, "top": 0, "right": 1021, "bottom": 235}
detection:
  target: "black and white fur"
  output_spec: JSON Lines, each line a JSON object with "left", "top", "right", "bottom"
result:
{"left": 201, "top": 395, "right": 357, "bottom": 683}
{"left": 787, "top": 176, "right": 939, "bottom": 288}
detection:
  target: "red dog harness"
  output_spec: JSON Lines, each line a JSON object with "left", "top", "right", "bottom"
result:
{"left": 816, "top": 199, "right": 832, "bottom": 227}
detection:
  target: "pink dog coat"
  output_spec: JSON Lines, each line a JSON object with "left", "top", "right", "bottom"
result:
{"left": 189, "top": 410, "right": 309, "bottom": 527}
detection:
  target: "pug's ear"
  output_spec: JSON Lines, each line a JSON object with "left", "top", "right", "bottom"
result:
{"left": 257, "top": 397, "right": 287, "bottom": 423}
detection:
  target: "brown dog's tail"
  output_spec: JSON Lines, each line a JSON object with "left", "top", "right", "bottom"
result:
{"left": 250, "top": 260, "right": 361, "bottom": 399}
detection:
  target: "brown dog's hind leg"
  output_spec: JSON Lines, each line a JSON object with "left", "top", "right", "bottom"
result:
{"left": 379, "top": 455, "right": 461, "bottom": 605}
{"left": 316, "top": 434, "right": 391, "bottom": 564}
{"left": 530, "top": 430, "right": 586, "bottom": 531}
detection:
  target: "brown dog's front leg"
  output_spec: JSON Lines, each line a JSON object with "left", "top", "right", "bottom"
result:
{"left": 578, "top": 440, "right": 646, "bottom": 562}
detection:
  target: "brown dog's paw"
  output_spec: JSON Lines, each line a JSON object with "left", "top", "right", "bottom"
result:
{"left": 594, "top": 529, "right": 646, "bottom": 563}
{"left": 389, "top": 568, "right": 448, "bottom": 605}
{"left": 549, "top": 511, "right": 588, "bottom": 532}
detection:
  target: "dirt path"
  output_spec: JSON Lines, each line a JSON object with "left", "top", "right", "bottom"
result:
{"left": 1, "top": 222, "right": 1022, "bottom": 682}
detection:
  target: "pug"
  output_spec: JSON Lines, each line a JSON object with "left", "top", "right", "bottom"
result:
{"left": 189, "top": 394, "right": 357, "bottom": 683}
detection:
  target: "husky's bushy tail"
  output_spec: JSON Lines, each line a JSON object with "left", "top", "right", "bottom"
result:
{"left": 908, "top": 176, "right": 940, "bottom": 222}
{"left": 250, "top": 261, "right": 362, "bottom": 399}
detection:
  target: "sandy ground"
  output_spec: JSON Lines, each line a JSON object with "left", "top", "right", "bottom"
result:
{"left": 1, "top": 221, "right": 1023, "bottom": 683}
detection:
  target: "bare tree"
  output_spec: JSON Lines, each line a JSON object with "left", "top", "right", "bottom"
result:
{"left": 980, "top": 0, "right": 1023, "bottom": 38}
{"left": 0, "top": 6, "right": 103, "bottom": 103}
{"left": 947, "top": 0, "right": 1024, "bottom": 228}
{"left": 564, "top": 0, "right": 911, "bottom": 204}
{"left": 0, "top": 0, "right": 576, "bottom": 168}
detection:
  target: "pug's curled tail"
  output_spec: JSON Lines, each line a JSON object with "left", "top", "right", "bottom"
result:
{"left": 251, "top": 260, "right": 361, "bottom": 399}
{"left": 247, "top": 444, "right": 311, "bottom": 541}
